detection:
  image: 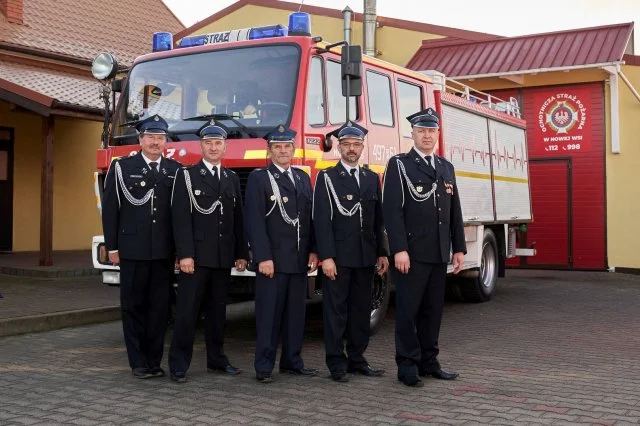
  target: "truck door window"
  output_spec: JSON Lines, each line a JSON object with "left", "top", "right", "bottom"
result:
{"left": 327, "top": 60, "right": 357, "bottom": 124}
{"left": 366, "top": 70, "right": 394, "bottom": 127}
{"left": 307, "top": 56, "right": 325, "bottom": 126}
{"left": 397, "top": 80, "right": 423, "bottom": 137}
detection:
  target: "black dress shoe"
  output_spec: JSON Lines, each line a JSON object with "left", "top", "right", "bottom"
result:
{"left": 347, "top": 364, "right": 385, "bottom": 377}
{"left": 330, "top": 371, "right": 349, "bottom": 383}
{"left": 208, "top": 364, "right": 242, "bottom": 376}
{"left": 420, "top": 367, "right": 458, "bottom": 380}
{"left": 132, "top": 367, "right": 153, "bottom": 379}
{"left": 398, "top": 375, "right": 424, "bottom": 387}
{"left": 280, "top": 367, "right": 318, "bottom": 376}
{"left": 256, "top": 372, "right": 273, "bottom": 383}
{"left": 170, "top": 371, "right": 187, "bottom": 383}
{"left": 149, "top": 366, "right": 165, "bottom": 378}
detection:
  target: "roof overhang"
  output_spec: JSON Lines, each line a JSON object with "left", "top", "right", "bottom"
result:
{"left": 451, "top": 61, "right": 625, "bottom": 81}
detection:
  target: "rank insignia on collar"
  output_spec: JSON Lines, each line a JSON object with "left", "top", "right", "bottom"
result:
{"left": 273, "top": 173, "right": 279, "bottom": 178}
{"left": 200, "top": 168, "right": 206, "bottom": 175}
{"left": 283, "top": 196, "right": 289, "bottom": 203}
{"left": 223, "top": 170, "right": 228, "bottom": 178}
{"left": 270, "top": 195, "right": 276, "bottom": 201}
{"left": 295, "top": 174, "right": 301, "bottom": 181}
{"left": 416, "top": 186, "right": 423, "bottom": 193}
{"left": 140, "top": 181, "right": 146, "bottom": 187}
{"left": 194, "top": 189, "right": 201, "bottom": 195}
{"left": 339, "top": 171, "right": 346, "bottom": 177}
{"left": 162, "top": 168, "right": 167, "bottom": 175}
{"left": 142, "top": 167, "right": 148, "bottom": 174}
{"left": 414, "top": 157, "right": 421, "bottom": 162}
{"left": 346, "top": 194, "right": 353, "bottom": 200}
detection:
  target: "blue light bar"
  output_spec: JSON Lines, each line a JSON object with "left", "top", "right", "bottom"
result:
{"left": 178, "top": 34, "right": 207, "bottom": 48}
{"left": 288, "top": 12, "right": 311, "bottom": 36}
{"left": 248, "top": 24, "right": 288, "bottom": 40}
{"left": 152, "top": 32, "right": 173, "bottom": 52}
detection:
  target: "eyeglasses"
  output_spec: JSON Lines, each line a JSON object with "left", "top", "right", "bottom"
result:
{"left": 339, "top": 142, "right": 364, "bottom": 148}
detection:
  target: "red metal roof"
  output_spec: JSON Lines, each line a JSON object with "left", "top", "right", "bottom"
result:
{"left": 406, "top": 23, "right": 634, "bottom": 77}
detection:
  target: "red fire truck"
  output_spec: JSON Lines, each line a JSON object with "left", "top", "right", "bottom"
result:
{"left": 90, "top": 12, "right": 534, "bottom": 333}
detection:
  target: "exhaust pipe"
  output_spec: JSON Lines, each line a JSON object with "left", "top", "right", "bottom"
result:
{"left": 363, "top": 0, "right": 377, "bottom": 56}
{"left": 342, "top": 6, "right": 353, "bottom": 44}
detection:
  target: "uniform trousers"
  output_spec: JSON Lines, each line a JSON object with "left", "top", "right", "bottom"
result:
{"left": 119, "top": 258, "right": 174, "bottom": 370}
{"left": 169, "top": 267, "right": 231, "bottom": 374}
{"left": 393, "top": 261, "right": 447, "bottom": 378}
{"left": 254, "top": 272, "right": 307, "bottom": 374}
{"left": 323, "top": 266, "right": 374, "bottom": 373}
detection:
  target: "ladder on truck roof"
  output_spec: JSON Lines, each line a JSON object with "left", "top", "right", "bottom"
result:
{"left": 419, "top": 70, "right": 521, "bottom": 119}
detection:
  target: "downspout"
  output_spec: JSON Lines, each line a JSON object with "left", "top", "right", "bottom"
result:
{"left": 603, "top": 66, "right": 621, "bottom": 154}
{"left": 342, "top": 6, "right": 352, "bottom": 44}
{"left": 363, "top": 0, "right": 376, "bottom": 57}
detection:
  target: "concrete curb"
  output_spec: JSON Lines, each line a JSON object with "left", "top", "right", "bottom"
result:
{"left": 0, "top": 306, "right": 121, "bottom": 338}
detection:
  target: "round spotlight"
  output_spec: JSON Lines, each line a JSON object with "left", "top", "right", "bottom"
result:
{"left": 91, "top": 53, "right": 118, "bottom": 81}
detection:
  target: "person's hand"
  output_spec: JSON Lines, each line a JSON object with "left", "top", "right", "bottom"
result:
{"left": 376, "top": 256, "right": 389, "bottom": 276}
{"left": 180, "top": 257, "right": 195, "bottom": 274}
{"left": 308, "top": 253, "right": 319, "bottom": 273}
{"left": 452, "top": 252, "right": 465, "bottom": 274}
{"left": 108, "top": 251, "right": 120, "bottom": 266}
{"left": 235, "top": 259, "right": 247, "bottom": 272}
{"left": 259, "top": 260, "right": 274, "bottom": 278}
{"left": 394, "top": 251, "right": 410, "bottom": 274}
{"left": 322, "top": 258, "right": 337, "bottom": 280}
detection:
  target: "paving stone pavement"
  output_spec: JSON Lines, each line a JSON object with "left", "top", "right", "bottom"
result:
{"left": 1, "top": 270, "right": 640, "bottom": 425}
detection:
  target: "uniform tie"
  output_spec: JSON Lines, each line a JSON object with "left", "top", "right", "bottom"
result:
{"left": 283, "top": 170, "right": 295, "bottom": 187}
{"left": 349, "top": 168, "right": 359, "bottom": 187}
{"left": 149, "top": 161, "right": 160, "bottom": 179}
{"left": 424, "top": 155, "right": 433, "bottom": 169}
{"left": 211, "top": 166, "right": 220, "bottom": 187}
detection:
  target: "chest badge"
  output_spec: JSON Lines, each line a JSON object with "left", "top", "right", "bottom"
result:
{"left": 194, "top": 189, "right": 201, "bottom": 196}
{"left": 140, "top": 181, "right": 146, "bottom": 187}
{"left": 416, "top": 186, "right": 423, "bottom": 193}
{"left": 283, "top": 196, "right": 289, "bottom": 203}
{"left": 444, "top": 183, "right": 454, "bottom": 194}
{"left": 346, "top": 194, "right": 353, "bottom": 201}
{"left": 270, "top": 195, "right": 276, "bottom": 201}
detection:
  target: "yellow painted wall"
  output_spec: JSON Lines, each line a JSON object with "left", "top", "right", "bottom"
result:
{"left": 52, "top": 117, "right": 103, "bottom": 250}
{"left": 185, "top": 4, "right": 442, "bottom": 66}
{"left": 606, "top": 64, "right": 640, "bottom": 269}
{"left": 0, "top": 101, "right": 103, "bottom": 251}
{"left": 460, "top": 69, "right": 609, "bottom": 92}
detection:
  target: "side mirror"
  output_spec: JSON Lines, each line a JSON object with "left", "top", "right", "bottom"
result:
{"left": 341, "top": 45, "right": 362, "bottom": 97}
{"left": 321, "top": 135, "right": 333, "bottom": 153}
{"left": 111, "top": 78, "right": 123, "bottom": 93}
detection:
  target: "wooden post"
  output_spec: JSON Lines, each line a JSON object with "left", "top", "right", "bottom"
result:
{"left": 39, "top": 115, "right": 54, "bottom": 266}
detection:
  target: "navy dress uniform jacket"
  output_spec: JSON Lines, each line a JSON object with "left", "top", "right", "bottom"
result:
{"left": 171, "top": 161, "right": 249, "bottom": 267}
{"left": 245, "top": 164, "right": 315, "bottom": 273}
{"left": 382, "top": 148, "right": 466, "bottom": 263}
{"left": 102, "top": 152, "right": 181, "bottom": 260}
{"left": 313, "top": 163, "right": 388, "bottom": 267}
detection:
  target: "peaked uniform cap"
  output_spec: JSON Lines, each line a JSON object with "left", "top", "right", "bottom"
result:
{"left": 327, "top": 121, "right": 369, "bottom": 141}
{"left": 263, "top": 124, "right": 296, "bottom": 143}
{"left": 407, "top": 108, "right": 440, "bottom": 128}
{"left": 136, "top": 114, "right": 169, "bottom": 135}
{"left": 199, "top": 120, "right": 228, "bottom": 140}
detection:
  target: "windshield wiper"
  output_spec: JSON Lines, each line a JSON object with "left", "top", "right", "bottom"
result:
{"left": 183, "top": 114, "right": 258, "bottom": 138}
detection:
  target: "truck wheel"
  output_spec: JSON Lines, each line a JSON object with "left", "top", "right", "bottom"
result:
{"left": 370, "top": 269, "right": 390, "bottom": 335}
{"left": 458, "top": 229, "right": 499, "bottom": 303}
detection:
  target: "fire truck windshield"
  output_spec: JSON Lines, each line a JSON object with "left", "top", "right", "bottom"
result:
{"left": 110, "top": 44, "right": 301, "bottom": 145}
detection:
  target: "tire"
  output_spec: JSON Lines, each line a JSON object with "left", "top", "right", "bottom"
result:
{"left": 370, "top": 269, "right": 390, "bottom": 335}
{"left": 457, "top": 229, "right": 499, "bottom": 303}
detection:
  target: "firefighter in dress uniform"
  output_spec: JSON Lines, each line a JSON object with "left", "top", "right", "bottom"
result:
{"left": 168, "top": 122, "right": 248, "bottom": 383}
{"left": 244, "top": 124, "right": 319, "bottom": 383}
{"left": 382, "top": 108, "right": 466, "bottom": 388}
{"left": 312, "top": 121, "right": 389, "bottom": 382}
{"left": 102, "top": 114, "right": 182, "bottom": 379}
